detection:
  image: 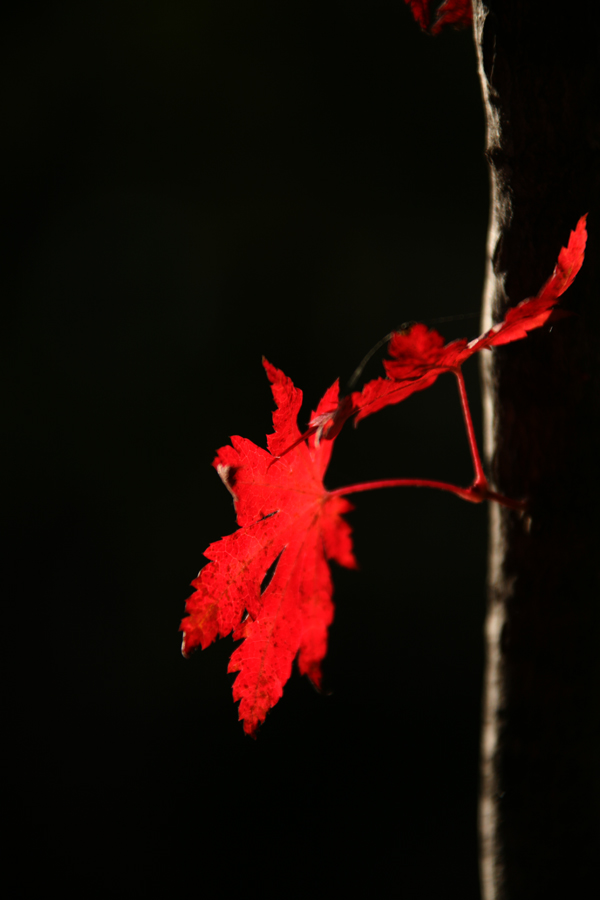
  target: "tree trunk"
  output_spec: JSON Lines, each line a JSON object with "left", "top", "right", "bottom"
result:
{"left": 473, "top": 3, "right": 600, "bottom": 898}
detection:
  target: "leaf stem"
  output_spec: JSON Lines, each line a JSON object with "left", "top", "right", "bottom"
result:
{"left": 454, "top": 368, "right": 487, "bottom": 487}
{"left": 330, "top": 478, "right": 477, "bottom": 502}
{"left": 329, "top": 478, "right": 526, "bottom": 512}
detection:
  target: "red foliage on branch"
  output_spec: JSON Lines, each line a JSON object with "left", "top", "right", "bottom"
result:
{"left": 330, "top": 215, "right": 587, "bottom": 427}
{"left": 181, "top": 213, "right": 587, "bottom": 733}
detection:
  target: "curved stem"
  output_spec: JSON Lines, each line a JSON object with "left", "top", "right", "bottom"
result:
{"left": 329, "top": 477, "right": 478, "bottom": 502}
{"left": 328, "top": 477, "right": 526, "bottom": 511}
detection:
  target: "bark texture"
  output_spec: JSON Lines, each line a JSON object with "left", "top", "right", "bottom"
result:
{"left": 473, "top": 3, "right": 600, "bottom": 898}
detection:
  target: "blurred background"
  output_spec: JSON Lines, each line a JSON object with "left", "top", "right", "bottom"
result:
{"left": 4, "top": 2, "right": 489, "bottom": 895}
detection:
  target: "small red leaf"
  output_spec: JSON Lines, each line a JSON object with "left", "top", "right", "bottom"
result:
{"left": 468, "top": 214, "right": 587, "bottom": 351}
{"left": 344, "top": 215, "right": 587, "bottom": 425}
{"left": 404, "top": 0, "right": 431, "bottom": 31}
{"left": 431, "top": 0, "right": 473, "bottom": 35}
{"left": 404, "top": 0, "right": 473, "bottom": 34}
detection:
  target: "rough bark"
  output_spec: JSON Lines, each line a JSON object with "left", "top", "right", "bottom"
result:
{"left": 473, "top": 3, "right": 600, "bottom": 898}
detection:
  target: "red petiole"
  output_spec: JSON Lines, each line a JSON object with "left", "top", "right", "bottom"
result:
{"left": 454, "top": 367, "right": 487, "bottom": 488}
{"left": 329, "top": 478, "right": 525, "bottom": 512}
{"left": 328, "top": 366, "right": 526, "bottom": 513}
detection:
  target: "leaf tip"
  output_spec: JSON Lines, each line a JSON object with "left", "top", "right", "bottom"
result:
{"left": 261, "top": 356, "right": 278, "bottom": 384}
{"left": 216, "top": 462, "right": 239, "bottom": 501}
{"left": 180, "top": 632, "right": 190, "bottom": 659}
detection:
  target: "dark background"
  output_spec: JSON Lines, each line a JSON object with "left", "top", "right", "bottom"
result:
{"left": 4, "top": 3, "right": 489, "bottom": 895}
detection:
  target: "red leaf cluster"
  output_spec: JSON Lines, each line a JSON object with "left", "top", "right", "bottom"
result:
{"left": 404, "top": 0, "right": 473, "bottom": 35}
{"left": 180, "top": 361, "right": 356, "bottom": 735}
{"left": 181, "top": 215, "right": 586, "bottom": 734}
{"left": 316, "top": 215, "right": 587, "bottom": 430}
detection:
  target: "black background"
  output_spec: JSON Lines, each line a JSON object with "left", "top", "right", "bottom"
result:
{"left": 5, "top": 3, "right": 490, "bottom": 895}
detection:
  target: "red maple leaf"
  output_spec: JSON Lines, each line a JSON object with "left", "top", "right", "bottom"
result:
{"left": 431, "top": 0, "right": 473, "bottom": 35}
{"left": 404, "top": 0, "right": 472, "bottom": 34}
{"left": 404, "top": 0, "right": 431, "bottom": 31}
{"left": 180, "top": 360, "right": 356, "bottom": 735}
{"left": 326, "top": 215, "right": 587, "bottom": 428}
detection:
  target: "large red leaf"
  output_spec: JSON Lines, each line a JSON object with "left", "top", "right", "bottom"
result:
{"left": 180, "top": 360, "right": 356, "bottom": 735}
